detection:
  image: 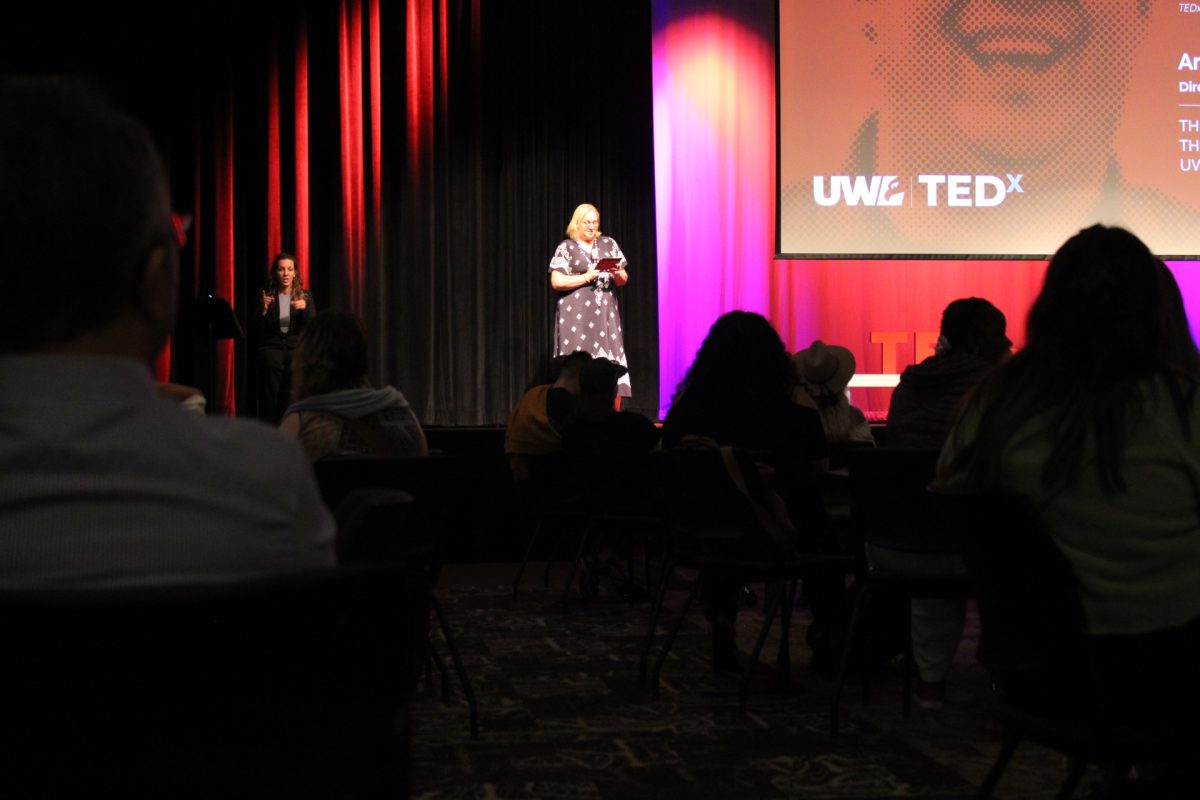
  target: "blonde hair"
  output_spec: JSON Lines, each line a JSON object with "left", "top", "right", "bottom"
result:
{"left": 564, "top": 203, "right": 601, "bottom": 241}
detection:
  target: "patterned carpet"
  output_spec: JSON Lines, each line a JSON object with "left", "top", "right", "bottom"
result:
{"left": 409, "top": 564, "right": 1093, "bottom": 799}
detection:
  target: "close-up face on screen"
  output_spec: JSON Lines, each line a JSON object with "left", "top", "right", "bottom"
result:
{"left": 873, "top": 0, "right": 1148, "bottom": 169}
{"left": 778, "top": 0, "right": 1198, "bottom": 258}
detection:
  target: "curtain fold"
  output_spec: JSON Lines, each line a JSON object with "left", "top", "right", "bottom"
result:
{"left": 171, "top": 0, "right": 659, "bottom": 424}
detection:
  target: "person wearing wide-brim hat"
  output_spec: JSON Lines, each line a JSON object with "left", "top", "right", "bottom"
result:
{"left": 794, "top": 341, "right": 874, "bottom": 445}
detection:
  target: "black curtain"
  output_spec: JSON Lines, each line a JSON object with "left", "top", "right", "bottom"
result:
{"left": 1, "top": 0, "right": 660, "bottom": 424}
{"left": 383, "top": 1, "right": 660, "bottom": 424}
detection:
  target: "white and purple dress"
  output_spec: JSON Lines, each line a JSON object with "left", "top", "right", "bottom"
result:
{"left": 548, "top": 236, "right": 631, "bottom": 397}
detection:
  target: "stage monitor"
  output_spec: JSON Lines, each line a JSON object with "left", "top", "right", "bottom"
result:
{"left": 777, "top": 1, "right": 1200, "bottom": 259}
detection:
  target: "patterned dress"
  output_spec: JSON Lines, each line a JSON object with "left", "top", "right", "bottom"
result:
{"left": 548, "top": 236, "right": 631, "bottom": 396}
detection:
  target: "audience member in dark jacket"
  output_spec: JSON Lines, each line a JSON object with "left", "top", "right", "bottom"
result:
{"left": 886, "top": 297, "right": 1011, "bottom": 449}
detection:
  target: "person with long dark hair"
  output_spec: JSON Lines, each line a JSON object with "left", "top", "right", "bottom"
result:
{"left": 939, "top": 225, "right": 1200, "bottom": 786}
{"left": 943, "top": 224, "right": 1200, "bottom": 627}
{"left": 662, "top": 310, "right": 832, "bottom": 672}
{"left": 254, "top": 251, "right": 314, "bottom": 422}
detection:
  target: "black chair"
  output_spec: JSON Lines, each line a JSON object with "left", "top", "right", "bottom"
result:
{"left": 938, "top": 490, "right": 1174, "bottom": 800}
{"left": 0, "top": 564, "right": 429, "bottom": 799}
{"left": 315, "top": 456, "right": 480, "bottom": 739}
{"left": 556, "top": 440, "right": 662, "bottom": 610}
{"left": 829, "top": 447, "right": 970, "bottom": 735}
{"left": 643, "top": 446, "right": 855, "bottom": 714}
{"left": 315, "top": 453, "right": 457, "bottom": 516}
{"left": 509, "top": 452, "right": 592, "bottom": 602}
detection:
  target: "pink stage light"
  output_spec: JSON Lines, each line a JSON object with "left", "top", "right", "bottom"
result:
{"left": 652, "top": 10, "right": 777, "bottom": 417}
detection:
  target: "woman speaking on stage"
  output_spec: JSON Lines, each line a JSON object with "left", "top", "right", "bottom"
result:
{"left": 548, "top": 203, "right": 631, "bottom": 401}
{"left": 254, "top": 251, "right": 314, "bottom": 423}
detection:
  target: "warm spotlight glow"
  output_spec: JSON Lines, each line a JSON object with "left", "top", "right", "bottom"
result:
{"left": 653, "top": 11, "right": 775, "bottom": 415}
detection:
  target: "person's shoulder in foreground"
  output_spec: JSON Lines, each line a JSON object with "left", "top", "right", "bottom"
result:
{"left": 0, "top": 76, "right": 333, "bottom": 587}
{"left": 0, "top": 356, "right": 335, "bottom": 587}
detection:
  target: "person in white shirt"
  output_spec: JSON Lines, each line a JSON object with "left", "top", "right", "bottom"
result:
{"left": 0, "top": 76, "right": 335, "bottom": 587}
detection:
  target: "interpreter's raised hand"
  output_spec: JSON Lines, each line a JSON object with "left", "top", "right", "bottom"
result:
{"left": 260, "top": 289, "right": 272, "bottom": 315}
{"left": 291, "top": 295, "right": 307, "bottom": 311}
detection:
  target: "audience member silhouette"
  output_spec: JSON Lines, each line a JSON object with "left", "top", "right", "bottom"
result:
{"left": 794, "top": 340, "right": 874, "bottom": 463}
{"left": 0, "top": 76, "right": 334, "bottom": 586}
{"left": 561, "top": 357, "right": 660, "bottom": 596}
{"left": 939, "top": 225, "right": 1200, "bottom": 789}
{"left": 662, "top": 310, "right": 833, "bottom": 672}
{"left": 887, "top": 297, "right": 1011, "bottom": 448}
{"left": 504, "top": 351, "right": 592, "bottom": 483}
{"left": 877, "top": 297, "right": 1011, "bottom": 707}
{"left": 280, "top": 310, "right": 427, "bottom": 459}
{"left": 562, "top": 357, "right": 660, "bottom": 472}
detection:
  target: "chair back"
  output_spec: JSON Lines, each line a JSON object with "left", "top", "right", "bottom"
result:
{"left": 936, "top": 491, "right": 1091, "bottom": 702}
{"left": 828, "top": 439, "right": 875, "bottom": 471}
{"left": 0, "top": 564, "right": 430, "bottom": 797}
{"left": 315, "top": 453, "right": 457, "bottom": 512}
{"left": 845, "top": 448, "right": 948, "bottom": 553}
{"left": 335, "top": 486, "right": 445, "bottom": 580}
{"left": 518, "top": 450, "right": 589, "bottom": 512}
{"left": 317, "top": 454, "right": 461, "bottom": 557}
{"left": 653, "top": 446, "right": 802, "bottom": 562}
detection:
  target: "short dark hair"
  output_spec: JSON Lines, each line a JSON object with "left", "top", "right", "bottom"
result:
{"left": 0, "top": 76, "right": 169, "bottom": 351}
{"left": 547, "top": 350, "right": 592, "bottom": 383}
{"left": 579, "top": 358, "right": 626, "bottom": 398}
{"left": 291, "top": 311, "right": 370, "bottom": 400}
{"left": 940, "top": 297, "right": 1010, "bottom": 362}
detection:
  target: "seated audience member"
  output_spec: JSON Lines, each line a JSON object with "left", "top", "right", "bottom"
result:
{"left": 794, "top": 340, "right": 873, "bottom": 570}
{"left": 504, "top": 351, "right": 591, "bottom": 482}
{"left": 562, "top": 357, "right": 661, "bottom": 595}
{"left": 0, "top": 76, "right": 334, "bottom": 586}
{"left": 662, "top": 311, "right": 833, "bottom": 672}
{"left": 887, "top": 297, "right": 1011, "bottom": 449}
{"left": 940, "top": 226, "right": 1200, "bottom": 785}
{"left": 876, "top": 298, "right": 1011, "bottom": 707}
{"left": 794, "top": 340, "right": 874, "bottom": 460}
{"left": 280, "top": 310, "right": 427, "bottom": 459}
{"left": 562, "top": 357, "right": 660, "bottom": 470}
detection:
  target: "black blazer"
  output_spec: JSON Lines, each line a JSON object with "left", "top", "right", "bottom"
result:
{"left": 255, "top": 291, "right": 315, "bottom": 350}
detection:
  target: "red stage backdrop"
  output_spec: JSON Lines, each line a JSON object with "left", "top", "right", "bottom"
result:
{"left": 652, "top": 1, "right": 1200, "bottom": 419}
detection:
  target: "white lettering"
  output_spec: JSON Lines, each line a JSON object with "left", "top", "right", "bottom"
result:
{"left": 812, "top": 175, "right": 904, "bottom": 207}
{"left": 946, "top": 175, "right": 971, "bottom": 207}
{"left": 818, "top": 174, "right": 1012, "bottom": 206}
{"left": 975, "top": 175, "right": 1006, "bottom": 207}
{"left": 917, "top": 174, "right": 945, "bottom": 206}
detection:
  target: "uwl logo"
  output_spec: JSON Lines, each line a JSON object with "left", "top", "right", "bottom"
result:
{"left": 813, "top": 175, "right": 905, "bottom": 207}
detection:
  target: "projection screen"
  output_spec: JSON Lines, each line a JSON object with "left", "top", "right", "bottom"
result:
{"left": 777, "top": 0, "right": 1200, "bottom": 259}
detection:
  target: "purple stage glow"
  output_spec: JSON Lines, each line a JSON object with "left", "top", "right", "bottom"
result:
{"left": 652, "top": 1, "right": 1200, "bottom": 421}
{"left": 652, "top": 8, "right": 779, "bottom": 416}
